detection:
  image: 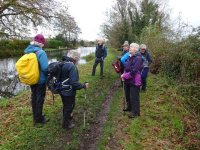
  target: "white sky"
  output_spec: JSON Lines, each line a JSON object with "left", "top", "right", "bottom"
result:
{"left": 40, "top": 0, "right": 200, "bottom": 41}
{"left": 168, "top": 0, "right": 200, "bottom": 27}
{"left": 66, "top": 0, "right": 114, "bottom": 41}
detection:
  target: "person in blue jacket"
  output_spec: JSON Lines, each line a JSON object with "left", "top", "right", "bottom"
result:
{"left": 120, "top": 41, "right": 129, "bottom": 74}
{"left": 91, "top": 38, "right": 107, "bottom": 79}
{"left": 24, "top": 34, "right": 49, "bottom": 125}
{"left": 60, "top": 51, "right": 89, "bottom": 129}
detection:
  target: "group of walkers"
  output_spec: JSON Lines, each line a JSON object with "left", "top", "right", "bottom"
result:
{"left": 20, "top": 33, "right": 151, "bottom": 130}
{"left": 120, "top": 41, "right": 152, "bottom": 118}
{"left": 24, "top": 34, "right": 89, "bottom": 129}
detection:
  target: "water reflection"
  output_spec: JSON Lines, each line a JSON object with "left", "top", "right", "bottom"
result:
{"left": 0, "top": 47, "right": 95, "bottom": 98}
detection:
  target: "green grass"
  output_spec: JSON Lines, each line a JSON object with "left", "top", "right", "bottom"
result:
{"left": 82, "top": 52, "right": 95, "bottom": 62}
{"left": 98, "top": 74, "right": 199, "bottom": 149}
{"left": 1, "top": 48, "right": 199, "bottom": 150}
{"left": 0, "top": 48, "right": 121, "bottom": 150}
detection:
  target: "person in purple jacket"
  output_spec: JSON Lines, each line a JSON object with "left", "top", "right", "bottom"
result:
{"left": 121, "top": 43, "right": 143, "bottom": 118}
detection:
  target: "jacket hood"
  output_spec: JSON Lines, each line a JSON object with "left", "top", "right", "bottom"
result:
{"left": 62, "top": 55, "right": 73, "bottom": 62}
{"left": 24, "top": 45, "right": 42, "bottom": 53}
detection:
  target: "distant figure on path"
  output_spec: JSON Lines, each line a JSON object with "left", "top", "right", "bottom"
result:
{"left": 91, "top": 37, "right": 107, "bottom": 79}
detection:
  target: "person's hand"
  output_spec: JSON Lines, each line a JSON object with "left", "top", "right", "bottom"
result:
{"left": 121, "top": 74, "right": 125, "bottom": 81}
{"left": 84, "top": 82, "right": 89, "bottom": 89}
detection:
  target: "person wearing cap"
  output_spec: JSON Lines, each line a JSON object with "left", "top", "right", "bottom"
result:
{"left": 121, "top": 41, "right": 129, "bottom": 56}
{"left": 139, "top": 44, "right": 152, "bottom": 91}
{"left": 91, "top": 37, "right": 107, "bottom": 79}
{"left": 24, "top": 34, "right": 49, "bottom": 125}
{"left": 120, "top": 41, "right": 130, "bottom": 74}
{"left": 59, "top": 51, "right": 89, "bottom": 129}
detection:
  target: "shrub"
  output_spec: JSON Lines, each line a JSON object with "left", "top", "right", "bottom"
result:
{"left": 45, "top": 40, "right": 64, "bottom": 49}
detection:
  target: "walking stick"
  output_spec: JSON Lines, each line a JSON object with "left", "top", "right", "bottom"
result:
{"left": 122, "top": 81, "right": 126, "bottom": 116}
{"left": 84, "top": 89, "right": 87, "bottom": 128}
{"left": 52, "top": 92, "right": 55, "bottom": 105}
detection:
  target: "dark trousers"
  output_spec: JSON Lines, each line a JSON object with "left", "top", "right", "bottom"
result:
{"left": 92, "top": 58, "right": 104, "bottom": 76}
{"left": 30, "top": 84, "right": 46, "bottom": 122}
{"left": 125, "top": 83, "right": 140, "bottom": 116}
{"left": 60, "top": 95, "right": 75, "bottom": 127}
{"left": 141, "top": 67, "right": 149, "bottom": 91}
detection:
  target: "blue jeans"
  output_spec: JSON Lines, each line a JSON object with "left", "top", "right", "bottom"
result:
{"left": 141, "top": 67, "right": 149, "bottom": 90}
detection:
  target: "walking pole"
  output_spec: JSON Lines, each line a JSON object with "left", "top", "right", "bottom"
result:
{"left": 52, "top": 92, "right": 55, "bottom": 105}
{"left": 84, "top": 89, "right": 87, "bottom": 128}
{"left": 122, "top": 81, "right": 126, "bottom": 116}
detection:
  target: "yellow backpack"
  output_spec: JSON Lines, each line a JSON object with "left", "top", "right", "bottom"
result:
{"left": 15, "top": 52, "right": 39, "bottom": 85}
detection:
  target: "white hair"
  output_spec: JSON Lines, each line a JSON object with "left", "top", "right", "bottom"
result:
{"left": 130, "top": 43, "right": 139, "bottom": 51}
{"left": 30, "top": 41, "right": 44, "bottom": 48}
{"left": 67, "top": 50, "right": 80, "bottom": 62}
{"left": 97, "top": 37, "right": 105, "bottom": 43}
{"left": 140, "top": 44, "right": 147, "bottom": 49}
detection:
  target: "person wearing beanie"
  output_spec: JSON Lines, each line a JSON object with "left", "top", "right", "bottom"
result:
{"left": 24, "top": 34, "right": 49, "bottom": 125}
{"left": 139, "top": 44, "right": 152, "bottom": 91}
{"left": 59, "top": 51, "right": 89, "bottom": 129}
{"left": 91, "top": 37, "right": 107, "bottom": 79}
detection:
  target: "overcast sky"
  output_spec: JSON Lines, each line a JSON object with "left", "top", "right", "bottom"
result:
{"left": 55, "top": 0, "right": 200, "bottom": 41}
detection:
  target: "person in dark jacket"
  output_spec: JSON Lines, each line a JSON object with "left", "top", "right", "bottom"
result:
{"left": 60, "top": 51, "right": 89, "bottom": 129}
{"left": 121, "top": 43, "right": 143, "bottom": 118}
{"left": 139, "top": 44, "right": 152, "bottom": 91}
{"left": 91, "top": 38, "right": 107, "bottom": 79}
{"left": 24, "top": 34, "right": 49, "bottom": 125}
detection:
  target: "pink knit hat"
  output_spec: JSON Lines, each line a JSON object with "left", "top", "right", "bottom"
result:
{"left": 33, "top": 34, "right": 46, "bottom": 45}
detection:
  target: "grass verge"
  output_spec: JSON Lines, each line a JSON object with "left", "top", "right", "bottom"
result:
{"left": 98, "top": 74, "right": 200, "bottom": 150}
{"left": 0, "top": 48, "right": 121, "bottom": 150}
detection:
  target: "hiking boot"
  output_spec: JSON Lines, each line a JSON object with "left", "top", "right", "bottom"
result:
{"left": 63, "top": 122, "right": 75, "bottom": 130}
{"left": 123, "top": 108, "right": 131, "bottom": 112}
{"left": 100, "top": 76, "right": 104, "bottom": 79}
{"left": 33, "top": 116, "right": 49, "bottom": 126}
{"left": 128, "top": 114, "right": 139, "bottom": 119}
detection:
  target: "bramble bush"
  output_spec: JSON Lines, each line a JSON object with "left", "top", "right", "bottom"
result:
{"left": 140, "top": 25, "right": 200, "bottom": 114}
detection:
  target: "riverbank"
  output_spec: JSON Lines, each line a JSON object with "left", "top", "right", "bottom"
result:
{"left": 0, "top": 48, "right": 199, "bottom": 149}
{"left": 0, "top": 48, "right": 120, "bottom": 149}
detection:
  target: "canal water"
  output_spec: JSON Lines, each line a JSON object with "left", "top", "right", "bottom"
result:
{"left": 0, "top": 47, "right": 95, "bottom": 98}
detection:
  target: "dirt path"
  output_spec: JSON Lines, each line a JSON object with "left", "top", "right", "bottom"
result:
{"left": 78, "top": 81, "right": 120, "bottom": 150}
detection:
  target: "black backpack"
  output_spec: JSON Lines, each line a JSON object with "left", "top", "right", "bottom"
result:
{"left": 47, "top": 61, "right": 72, "bottom": 94}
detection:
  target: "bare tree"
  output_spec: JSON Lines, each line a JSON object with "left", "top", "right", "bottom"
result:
{"left": 0, "top": 0, "right": 61, "bottom": 38}
{"left": 53, "top": 9, "right": 81, "bottom": 46}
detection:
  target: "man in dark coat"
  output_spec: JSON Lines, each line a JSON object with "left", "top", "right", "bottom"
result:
{"left": 91, "top": 38, "right": 107, "bottom": 79}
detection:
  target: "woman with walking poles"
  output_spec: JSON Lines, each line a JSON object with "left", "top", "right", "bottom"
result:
{"left": 121, "top": 43, "right": 143, "bottom": 118}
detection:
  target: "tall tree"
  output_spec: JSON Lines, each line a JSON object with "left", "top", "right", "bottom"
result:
{"left": 101, "top": 0, "right": 168, "bottom": 48}
{"left": 0, "top": 0, "right": 61, "bottom": 38}
{"left": 53, "top": 9, "right": 81, "bottom": 47}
